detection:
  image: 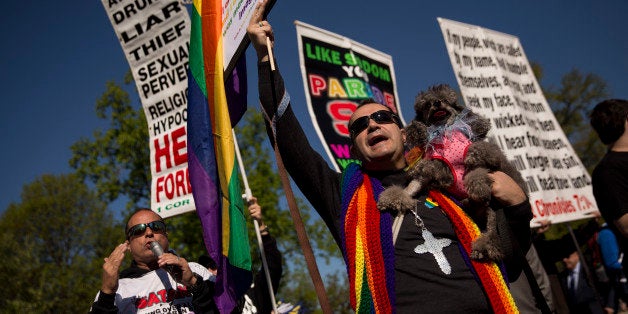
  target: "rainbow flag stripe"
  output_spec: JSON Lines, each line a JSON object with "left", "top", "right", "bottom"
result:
{"left": 187, "top": 0, "right": 251, "bottom": 312}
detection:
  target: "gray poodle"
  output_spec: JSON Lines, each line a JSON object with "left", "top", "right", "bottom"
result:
{"left": 378, "top": 84, "right": 527, "bottom": 261}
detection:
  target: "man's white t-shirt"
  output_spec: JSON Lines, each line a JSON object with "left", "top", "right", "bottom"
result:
{"left": 93, "top": 262, "right": 211, "bottom": 313}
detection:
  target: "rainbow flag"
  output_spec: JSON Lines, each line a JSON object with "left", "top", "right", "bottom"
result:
{"left": 187, "top": 0, "right": 252, "bottom": 312}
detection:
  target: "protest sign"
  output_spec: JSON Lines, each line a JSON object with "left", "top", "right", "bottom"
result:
{"left": 296, "top": 21, "right": 404, "bottom": 172}
{"left": 102, "top": 0, "right": 193, "bottom": 217}
{"left": 222, "top": 0, "right": 276, "bottom": 74}
{"left": 438, "top": 18, "right": 598, "bottom": 224}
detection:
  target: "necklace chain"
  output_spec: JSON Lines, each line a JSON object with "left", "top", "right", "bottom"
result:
{"left": 410, "top": 204, "right": 427, "bottom": 232}
{"left": 410, "top": 201, "right": 453, "bottom": 274}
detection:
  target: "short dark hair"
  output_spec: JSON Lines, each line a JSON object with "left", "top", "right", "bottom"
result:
{"left": 590, "top": 99, "right": 628, "bottom": 145}
{"left": 359, "top": 98, "right": 380, "bottom": 106}
{"left": 356, "top": 98, "right": 394, "bottom": 111}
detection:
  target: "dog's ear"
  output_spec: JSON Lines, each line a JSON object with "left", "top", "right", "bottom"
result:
{"left": 413, "top": 92, "right": 430, "bottom": 124}
{"left": 451, "top": 101, "right": 466, "bottom": 112}
{"left": 437, "top": 84, "right": 466, "bottom": 112}
{"left": 405, "top": 120, "right": 428, "bottom": 148}
{"left": 439, "top": 84, "right": 457, "bottom": 104}
{"left": 470, "top": 115, "right": 492, "bottom": 139}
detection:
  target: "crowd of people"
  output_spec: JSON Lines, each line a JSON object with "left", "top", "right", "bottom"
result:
{"left": 87, "top": 0, "right": 628, "bottom": 312}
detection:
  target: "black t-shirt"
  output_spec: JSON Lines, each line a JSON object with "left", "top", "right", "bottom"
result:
{"left": 592, "top": 151, "right": 628, "bottom": 268}
{"left": 394, "top": 194, "right": 489, "bottom": 312}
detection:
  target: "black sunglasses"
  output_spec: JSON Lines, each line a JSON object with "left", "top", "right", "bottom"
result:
{"left": 126, "top": 220, "right": 167, "bottom": 239}
{"left": 349, "top": 110, "right": 402, "bottom": 138}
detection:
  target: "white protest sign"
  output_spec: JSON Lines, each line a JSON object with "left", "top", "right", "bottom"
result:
{"left": 102, "top": 0, "right": 194, "bottom": 218}
{"left": 222, "top": 0, "right": 276, "bottom": 74}
{"left": 437, "top": 18, "right": 598, "bottom": 225}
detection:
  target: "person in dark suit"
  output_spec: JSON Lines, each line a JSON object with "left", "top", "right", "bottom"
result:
{"left": 560, "top": 245, "right": 604, "bottom": 314}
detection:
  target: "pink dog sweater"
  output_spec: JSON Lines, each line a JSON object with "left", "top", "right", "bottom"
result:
{"left": 425, "top": 130, "right": 471, "bottom": 200}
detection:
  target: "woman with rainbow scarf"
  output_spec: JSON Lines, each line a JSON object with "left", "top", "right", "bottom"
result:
{"left": 248, "top": 2, "right": 533, "bottom": 313}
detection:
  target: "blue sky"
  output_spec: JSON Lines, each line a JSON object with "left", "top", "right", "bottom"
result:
{"left": 1, "top": 0, "right": 627, "bottom": 217}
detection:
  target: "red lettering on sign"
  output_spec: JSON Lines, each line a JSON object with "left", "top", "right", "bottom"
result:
{"left": 309, "top": 74, "right": 326, "bottom": 96}
{"left": 573, "top": 194, "right": 594, "bottom": 211}
{"left": 384, "top": 92, "right": 395, "bottom": 109}
{"left": 154, "top": 126, "right": 187, "bottom": 172}
{"left": 154, "top": 134, "right": 171, "bottom": 172}
{"left": 533, "top": 199, "right": 548, "bottom": 218}
{"left": 155, "top": 168, "right": 190, "bottom": 202}
{"left": 328, "top": 101, "right": 357, "bottom": 136}
{"left": 171, "top": 126, "right": 187, "bottom": 166}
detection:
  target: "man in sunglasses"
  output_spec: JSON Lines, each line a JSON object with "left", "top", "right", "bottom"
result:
{"left": 89, "top": 209, "right": 216, "bottom": 313}
{"left": 248, "top": 2, "right": 533, "bottom": 313}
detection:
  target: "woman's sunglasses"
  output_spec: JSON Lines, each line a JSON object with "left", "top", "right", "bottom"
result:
{"left": 126, "top": 220, "right": 167, "bottom": 239}
{"left": 349, "top": 110, "right": 402, "bottom": 138}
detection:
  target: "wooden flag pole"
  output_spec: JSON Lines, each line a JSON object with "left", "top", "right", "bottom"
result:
{"left": 265, "top": 37, "right": 275, "bottom": 71}
{"left": 262, "top": 65, "right": 332, "bottom": 312}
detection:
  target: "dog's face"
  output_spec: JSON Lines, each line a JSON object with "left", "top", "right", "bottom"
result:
{"left": 414, "top": 84, "right": 463, "bottom": 126}
{"left": 421, "top": 100, "right": 460, "bottom": 126}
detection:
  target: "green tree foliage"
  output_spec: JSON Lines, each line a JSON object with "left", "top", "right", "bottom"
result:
{"left": 270, "top": 239, "right": 348, "bottom": 313}
{"left": 165, "top": 212, "right": 206, "bottom": 259}
{"left": 0, "top": 174, "right": 120, "bottom": 313}
{"left": 69, "top": 72, "right": 151, "bottom": 212}
{"left": 534, "top": 65, "right": 610, "bottom": 172}
{"left": 277, "top": 258, "right": 350, "bottom": 314}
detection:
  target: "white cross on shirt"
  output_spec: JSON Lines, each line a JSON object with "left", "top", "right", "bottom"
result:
{"left": 414, "top": 228, "right": 453, "bottom": 274}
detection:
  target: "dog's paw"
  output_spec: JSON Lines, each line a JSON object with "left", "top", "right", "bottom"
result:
{"left": 466, "top": 184, "right": 492, "bottom": 205}
{"left": 377, "top": 186, "right": 416, "bottom": 213}
{"left": 471, "top": 234, "right": 504, "bottom": 261}
{"left": 465, "top": 142, "right": 502, "bottom": 169}
{"left": 464, "top": 168, "right": 492, "bottom": 204}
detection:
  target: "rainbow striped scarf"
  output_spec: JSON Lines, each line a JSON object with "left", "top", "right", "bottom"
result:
{"left": 429, "top": 191, "right": 519, "bottom": 313}
{"left": 340, "top": 163, "right": 395, "bottom": 313}
{"left": 340, "top": 162, "right": 518, "bottom": 313}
